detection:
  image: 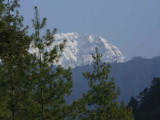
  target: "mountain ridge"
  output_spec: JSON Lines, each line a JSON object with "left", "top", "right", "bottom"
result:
{"left": 66, "top": 56, "right": 160, "bottom": 103}
{"left": 53, "top": 32, "right": 125, "bottom": 68}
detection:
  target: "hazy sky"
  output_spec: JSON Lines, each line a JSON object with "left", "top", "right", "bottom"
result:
{"left": 19, "top": 0, "right": 160, "bottom": 59}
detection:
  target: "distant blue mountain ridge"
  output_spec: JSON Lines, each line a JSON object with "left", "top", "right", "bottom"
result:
{"left": 66, "top": 56, "right": 160, "bottom": 104}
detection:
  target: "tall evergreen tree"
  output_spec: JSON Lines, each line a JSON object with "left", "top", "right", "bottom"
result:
{"left": 0, "top": 0, "right": 6, "bottom": 31}
{"left": 127, "top": 96, "right": 139, "bottom": 119}
{"left": 0, "top": 0, "right": 33, "bottom": 119}
{"left": 81, "top": 47, "right": 134, "bottom": 120}
{"left": 29, "top": 6, "right": 73, "bottom": 120}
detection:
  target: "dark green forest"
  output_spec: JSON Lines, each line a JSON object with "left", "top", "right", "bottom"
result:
{"left": 0, "top": 0, "right": 159, "bottom": 120}
{"left": 128, "top": 77, "right": 160, "bottom": 120}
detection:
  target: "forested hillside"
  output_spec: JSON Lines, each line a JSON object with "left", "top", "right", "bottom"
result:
{"left": 128, "top": 77, "right": 160, "bottom": 120}
{"left": 70, "top": 57, "right": 160, "bottom": 103}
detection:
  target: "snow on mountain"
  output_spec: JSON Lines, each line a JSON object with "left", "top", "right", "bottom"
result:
{"left": 52, "top": 32, "right": 125, "bottom": 68}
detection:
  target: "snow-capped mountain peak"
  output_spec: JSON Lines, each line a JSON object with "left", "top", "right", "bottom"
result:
{"left": 53, "top": 33, "right": 125, "bottom": 68}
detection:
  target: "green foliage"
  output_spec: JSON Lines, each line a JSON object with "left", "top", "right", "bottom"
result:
{"left": 28, "top": 6, "right": 73, "bottom": 120}
{"left": 0, "top": 0, "right": 6, "bottom": 31}
{"left": 118, "top": 101, "right": 134, "bottom": 120}
{"left": 81, "top": 47, "right": 134, "bottom": 120}
{"left": 0, "top": 1, "right": 75, "bottom": 119}
{"left": 127, "top": 96, "right": 139, "bottom": 119}
{"left": 0, "top": 0, "right": 34, "bottom": 119}
{"left": 128, "top": 77, "right": 160, "bottom": 120}
{"left": 0, "top": 27, "right": 32, "bottom": 119}
{"left": 3, "top": 0, "right": 22, "bottom": 27}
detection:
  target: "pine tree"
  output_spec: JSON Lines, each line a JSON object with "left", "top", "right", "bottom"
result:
{"left": 29, "top": 6, "right": 73, "bottom": 120}
{"left": 0, "top": 0, "right": 33, "bottom": 119}
{"left": 127, "top": 96, "right": 139, "bottom": 119}
{"left": 81, "top": 47, "right": 134, "bottom": 120}
{"left": 0, "top": 0, "right": 6, "bottom": 31}
{"left": 118, "top": 101, "right": 134, "bottom": 120}
{"left": 129, "top": 77, "right": 160, "bottom": 120}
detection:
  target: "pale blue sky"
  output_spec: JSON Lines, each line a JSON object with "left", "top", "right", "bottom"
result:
{"left": 19, "top": 0, "right": 160, "bottom": 59}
